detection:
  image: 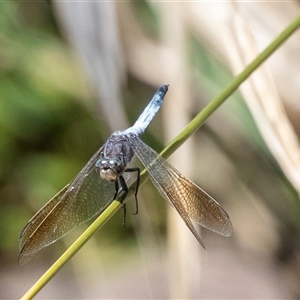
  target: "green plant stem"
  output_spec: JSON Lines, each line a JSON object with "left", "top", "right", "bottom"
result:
{"left": 161, "top": 14, "right": 300, "bottom": 158}
{"left": 21, "top": 14, "right": 300, "bottom": 300}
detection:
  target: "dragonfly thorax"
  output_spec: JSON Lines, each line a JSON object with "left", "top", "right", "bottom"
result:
{"left": 95, "top": 133, "right": 135, "bottom": 182}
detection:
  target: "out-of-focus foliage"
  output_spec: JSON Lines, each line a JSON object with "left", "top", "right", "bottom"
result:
{"left": 131, "top": 0, "right": 160, "bottom": 39}
{"left": 1, "top": 1, "right": 300, "bottom": 299}
{"left": 0, "top": 2, "right": 102, "bottom": 258}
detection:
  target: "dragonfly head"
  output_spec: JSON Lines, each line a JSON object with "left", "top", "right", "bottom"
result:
{"left": 96, "top": 157, "right": 124, "bottom": 181}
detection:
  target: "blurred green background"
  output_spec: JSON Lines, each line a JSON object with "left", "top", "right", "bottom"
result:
{"left": 1, "top": 1, "right": 300, "bottom": 299}
{"left": 0, "top": 2, "right": 99, "bottom": 256}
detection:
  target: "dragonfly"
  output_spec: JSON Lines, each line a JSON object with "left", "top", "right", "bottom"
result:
{"left": 19, "top": 84, "right": 232, "bottom": 266}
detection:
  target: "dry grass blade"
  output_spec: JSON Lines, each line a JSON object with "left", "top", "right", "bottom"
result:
{"left": 220, "top": 8, "right": 300, "bottom": 194}
{"left": 53, "top": 2, "right": 127, "bottom": 131}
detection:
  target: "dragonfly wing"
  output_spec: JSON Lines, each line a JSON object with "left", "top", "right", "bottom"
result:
{"left": 127, "top": 135, "right": 232, "bottom": 244}
{"left": 19, "top": 146, "right": 116, "bottom": 265}
{"left": 19, "top": 184, "right": 68, "bottom": 256}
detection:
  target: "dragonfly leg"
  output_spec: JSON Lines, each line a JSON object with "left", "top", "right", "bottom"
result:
{"left": 124, "top": 167, "right": 140, "bottom": 215}
{"left": 119, "top": 175, "right": 128, "bottom": 227}
{"left": 113, "top": 180, "right": 119, "bottom": 200}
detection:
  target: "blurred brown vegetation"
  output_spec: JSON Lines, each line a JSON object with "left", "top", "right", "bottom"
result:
{"left": 1, "top": 1, "right": 300, "bottom": 299}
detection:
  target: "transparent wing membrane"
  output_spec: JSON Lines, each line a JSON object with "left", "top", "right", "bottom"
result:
{"left": 127, "top": 134, "right": 232, "bottom": 243}
{"left": 19, "top": 147, "right": 116, "bottom": 266}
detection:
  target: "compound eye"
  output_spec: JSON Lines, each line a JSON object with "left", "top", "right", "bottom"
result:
{"left": 96, "top": 157, "right": 122, "bottom": 170}
{"left": 95, "top": 158, "right": 106, "bottom": 168}
{"left": 108, "top": 159, "right": 120, "bottom": 168}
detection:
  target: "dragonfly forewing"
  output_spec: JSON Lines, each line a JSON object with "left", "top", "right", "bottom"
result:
{"left": 19, "top": 147, "right": 117, "bottom": 265}
{"left": 19, "top": 184, "right": 71, "bottom": 266}
{"left": 127, "top": 134, "right": 232, "bottom": 245}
